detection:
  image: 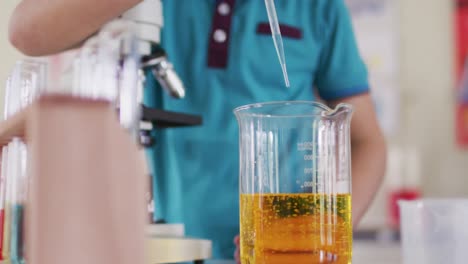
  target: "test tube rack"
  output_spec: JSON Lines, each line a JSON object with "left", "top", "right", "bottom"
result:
{"left": 0, "top": 95, "right": 212, "bottom": 264}
{"left": 0, "top": 95, "right": 146, "bottom": 264}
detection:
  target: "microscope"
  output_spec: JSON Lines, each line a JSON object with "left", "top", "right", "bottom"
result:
{"left": 119, "top": 0, "right": 203, "bottom": 140}
{"left": 119, "top": 1, "right": 212, "bottom": 263}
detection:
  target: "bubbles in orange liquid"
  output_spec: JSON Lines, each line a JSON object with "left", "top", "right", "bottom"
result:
{"left": 240, "top": 193, "right": 352, "bottom": 264}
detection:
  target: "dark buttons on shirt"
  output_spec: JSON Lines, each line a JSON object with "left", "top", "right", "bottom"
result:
{"left": 207, "top": 0, "right": 236, "bottom": 68}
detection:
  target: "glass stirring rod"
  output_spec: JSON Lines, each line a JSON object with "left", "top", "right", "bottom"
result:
{"left": 264, "top": 0, "right": 290, "bottom": 87}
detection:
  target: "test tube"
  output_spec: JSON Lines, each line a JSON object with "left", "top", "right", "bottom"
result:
{"left": 8, "top": 138, "right": 22, "bottom": 264}
{"left": 76, "top": 22, "right": 141, "bottom": 132}
{"left": 6, "top": 60, "right": 46, "bottom": 264}
{"left": 2, "top": 65, "right": 22, "bottom": 261}
{"left": 0, "top": 145, "right": 6, "bottom": 261}
{"left": 0, "top": 76, "right": 12, "bottom": 260}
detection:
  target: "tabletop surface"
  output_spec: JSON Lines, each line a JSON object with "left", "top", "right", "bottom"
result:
{"left": 205, "top": 241, "right": 402, "bottom": 264}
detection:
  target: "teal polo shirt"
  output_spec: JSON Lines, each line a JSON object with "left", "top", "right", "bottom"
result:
{"left": 144, "top": 0, "right": 368, "bottom": 259}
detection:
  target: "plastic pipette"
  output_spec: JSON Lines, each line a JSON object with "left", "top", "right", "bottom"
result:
{"left": 264, "top": 0, "right": 290, "bottom": 87}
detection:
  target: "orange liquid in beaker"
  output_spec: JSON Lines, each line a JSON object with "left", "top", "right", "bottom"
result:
{"left": 240, "top": 193, "right": 352, "bottom": 264}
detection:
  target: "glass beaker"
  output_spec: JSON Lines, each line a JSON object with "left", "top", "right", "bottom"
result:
{"left": 234, "top": 101, "right": 353, "bottom": 264}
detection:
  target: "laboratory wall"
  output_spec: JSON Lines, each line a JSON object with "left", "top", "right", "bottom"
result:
{"left": 0, "top": 0, "right": 23, "bottom": 116}
{"left": 359, "top": 0, "right": 468, "bottom": 229}
{"left": 398, "top": 0, "right": 468, "bottom": 196}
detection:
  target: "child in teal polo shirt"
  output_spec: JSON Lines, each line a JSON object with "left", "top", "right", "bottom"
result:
{"left": 145, "top": 0, "right": 382, "bottom": 259}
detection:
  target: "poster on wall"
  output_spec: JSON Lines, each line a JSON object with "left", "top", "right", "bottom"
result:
{"left": 455, "top": 0, "right": 468, "bottom": 148}
{"left": 346, "top": 0, "right": 400, "bottom": 138}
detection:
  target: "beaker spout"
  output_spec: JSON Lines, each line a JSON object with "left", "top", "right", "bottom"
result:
{"left": 326, "top": 103, "right": 353, "bottom": 121}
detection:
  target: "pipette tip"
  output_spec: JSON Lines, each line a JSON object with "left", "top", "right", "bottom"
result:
{"left": 281, "top": 64, "right": 290, "bottom": 88}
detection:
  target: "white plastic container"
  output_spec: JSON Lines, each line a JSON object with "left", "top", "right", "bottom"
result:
{"left": 399, "top": 199, "right": 468, "bottom": 264}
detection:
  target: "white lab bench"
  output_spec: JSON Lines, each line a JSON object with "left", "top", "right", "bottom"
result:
{"left": 353, "top": 241, "right": 401, "bottom": 264}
